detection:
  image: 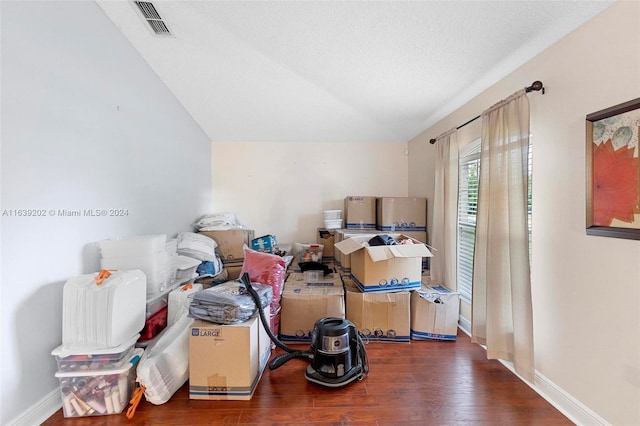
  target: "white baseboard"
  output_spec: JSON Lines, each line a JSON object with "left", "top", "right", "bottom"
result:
{"left": 458, "top": 316, "right": 608, "bottom": 426}
{"left": 458, "top": 316, "right": 471, "bottom": 336}
{"left": 6, "top": 388, "right": 61, "bottom": 426}
{"left": 533, "top": 370, "right": 609, "bottom": 426}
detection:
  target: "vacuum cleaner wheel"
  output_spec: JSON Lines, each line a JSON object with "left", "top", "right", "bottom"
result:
{"left": 304, "top": 364, "right": 363, "bottom": 388}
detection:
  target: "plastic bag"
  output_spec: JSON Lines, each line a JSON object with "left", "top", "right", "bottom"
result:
{"left": 135, "top": 314, "right": 194, "bottom": 406}
{"left": 240, "top": 247, "right": 287, "bottom": 310}
{"left": 188, "top": 280, "right": 273, "bottom": 324}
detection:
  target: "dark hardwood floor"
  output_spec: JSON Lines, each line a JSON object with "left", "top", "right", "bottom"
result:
{"left": 42, "top": 330, "right": 572, "bottom": 425}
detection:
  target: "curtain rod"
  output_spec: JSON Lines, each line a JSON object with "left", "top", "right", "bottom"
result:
{"left": 429, "top": 80, "right": 544, "bottom": 144}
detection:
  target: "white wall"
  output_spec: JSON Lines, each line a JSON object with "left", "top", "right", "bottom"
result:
{"left": 409, "top": 2, "right": 640, "bottom": 425}
{"left": 212, "top": 142, "right": 408, "bottom": 244}
{"left": 0, "top": 2, "right": 212, "bottom": 423}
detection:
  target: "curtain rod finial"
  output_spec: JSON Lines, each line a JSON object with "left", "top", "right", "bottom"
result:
{"left": 429, "top": 138, "right": 437, "bottom": 144}
{"left": 526, "top": 80, "right": 545, "bottom": 94}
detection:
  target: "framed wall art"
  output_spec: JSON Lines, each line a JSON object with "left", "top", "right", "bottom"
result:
{"left": 586, "top": 98, "right": 640, "bottom": 240}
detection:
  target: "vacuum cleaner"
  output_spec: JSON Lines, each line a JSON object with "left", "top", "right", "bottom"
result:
{"left": 240, "top": 272, "right": 368, "bottom": 388}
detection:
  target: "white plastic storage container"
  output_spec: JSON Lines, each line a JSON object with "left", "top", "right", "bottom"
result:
{"left": 100, "top": 234, "right": 177, "bottom": 294}
{"left": 62, "top": 270, "right": 147, "bottom": 349}
{"left": 145, "top": 289, "right": 170, "bottom": 319}
{"left": 55, "top": 348, "right": 142, "bottom": 418}
{"left": 99, "top": 234, "right": 167, "bottom": 258}
{"left": 51, "top": 334, "right": 139, "bottom": 372}
{"left": 323, "top": 210, "right": 342, "bottom": 220}
{"left": 101, "top": 253, "right": 174, "bottom": 294}
{"left": 167, "top": 282, "right": 203, "bottom": 326}
{"left": 323, "top": 219, "right": 343, "bottom": 229}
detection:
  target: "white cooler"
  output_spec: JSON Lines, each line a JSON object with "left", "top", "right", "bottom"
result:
{"left": 62, "top": 269, "right": 147, "bottom": 348}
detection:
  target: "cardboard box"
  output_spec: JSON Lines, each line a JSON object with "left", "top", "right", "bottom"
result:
{"left": 189, "top": 311, "right": 271, "bottom": 400}
{"left": 279, "top": 273, "right": 345, "bottom": 343}
{"left": 333, "top": 229, "right": 381, "bottom": 275}
{"left": 376, "top": 197, "right": 427, "bottom": 232}
{"left": 199, "top": 229, "right": 255, "bottom": 267}
{"left": 410, "top": 285, "right": 460, "bottom": 341}
{"left": 317, "top": 228, "right": 335, "bottom": 260}
{"left": 225, "top": 265, "right": 243, "bottom": 280}
{"left": 334, "top": 234, "right": 432, "bottom": 292}
{"left": 397, "top": 230, "right": 427, "bottom": 244}
{"left": 344, "top": 196, "right": 377, "bottom": 229}
{"left": 344, "top": 279, "right": 410, "bottom": 342}
{"left": 398, "top": 230, "right": 429, "bottom": 270}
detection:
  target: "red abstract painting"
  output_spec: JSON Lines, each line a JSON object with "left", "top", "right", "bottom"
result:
{"left": 592, "top": 139, "right": 640, "bottom": 226}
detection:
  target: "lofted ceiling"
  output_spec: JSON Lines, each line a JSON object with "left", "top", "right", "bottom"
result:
{"left": 96, "top": 0, "right": 614, "bottom": 143}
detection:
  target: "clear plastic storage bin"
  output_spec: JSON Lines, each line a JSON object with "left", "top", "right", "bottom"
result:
{"left": 295, "top": 243, "right": 324, "bottom": 263}
{"left": 55, "top": 348, "right": 142, "bottom": 418}
{"left": 52, "top": 334, "right": 139, "bottom": 372}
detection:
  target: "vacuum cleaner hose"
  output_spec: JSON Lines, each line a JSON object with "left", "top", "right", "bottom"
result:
{"left": 240, "top": 273, "right": 312, "bottom": 369}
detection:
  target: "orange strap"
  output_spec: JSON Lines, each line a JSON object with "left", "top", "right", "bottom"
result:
{"left": 94, "top": 270, "right": 113, "bottom": 286}
{"left": 181, "top": 282, "right": 193, "bottom": 291}
{"left": 126, "top": 385, "right": 146, "bottom": 419}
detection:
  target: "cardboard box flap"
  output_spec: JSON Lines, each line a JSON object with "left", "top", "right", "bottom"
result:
{"left": 416, "top": 285, "right": 458, "bottom": 301}
{"left": 364, "top": 242, "right": 433, "bottom": 262}
{"left": 364, "top": 245, "right": 394, "bottom": 262}
{"left": 334, "top": 236, "right": 370, "bottom": 255}
{"left": 388, "top": 243, "right": 433, "bottom": 258}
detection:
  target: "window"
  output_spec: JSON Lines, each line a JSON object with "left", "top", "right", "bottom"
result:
{"left": 456, "top": 138, "right": 533, "bottom": 304}
{"left": 457, "top": 140, "right": 481, "bottom": 304}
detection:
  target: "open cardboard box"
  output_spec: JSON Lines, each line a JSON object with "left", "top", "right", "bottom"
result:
{"left": 334, "top": 233, "right": 432, "bottom": 292}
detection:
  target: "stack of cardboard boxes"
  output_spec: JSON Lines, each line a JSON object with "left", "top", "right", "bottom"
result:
{"left": 198, "top": 228, "right": 255, "bottom": 280}
{"left": 189, "top": 229, "right": 275, "bottom": 401}
{"left": 336, "top": 232, "right": 431, "bottom": 342}
{"left": 188, "top": 197, "right": 459, "bottom": 403}
{"left": 321, "top": 196, "right": 430, "bottom": 275}
{"left": 305, "top": 196, "right": 459, "bottom": 344}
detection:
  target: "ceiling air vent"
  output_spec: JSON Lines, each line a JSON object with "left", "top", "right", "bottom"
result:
{"left": 133, "top": 1, "right": 172, "bottom": 36}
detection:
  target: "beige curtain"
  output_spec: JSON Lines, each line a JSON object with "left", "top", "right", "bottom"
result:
{"left": 430, "top": 129, "right": 459, "bottom": 290}
{"left": 471, "top": 89, "right": 534, "bottom": 382}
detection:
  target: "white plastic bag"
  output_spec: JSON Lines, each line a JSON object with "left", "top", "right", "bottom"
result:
{"left": 135, "top": 314, "right": 193, "bottom": 405}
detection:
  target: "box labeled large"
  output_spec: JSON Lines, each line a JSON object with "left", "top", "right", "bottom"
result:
{"left": 344, "top": 279, "right": 410, "bottom": 342}
{"left": 334, "top": 234, "right": 432, "bottom": 292}
{"left": 189, "top": 311, "right": 271, "bottom": 400}
{"left": 376, "top": 197, "right": 427, "bottom": 232}
{"left": 199, "top": 229, "right": 255, "bottom": 267}
{"left": 279, "top": 274, "right": 345, "bottom": 343}
{"left": 344, "top": 196, "right": 377, "bottom": 229}
{"left": 410, "top": 285, "right": 460, "bottom": 341}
